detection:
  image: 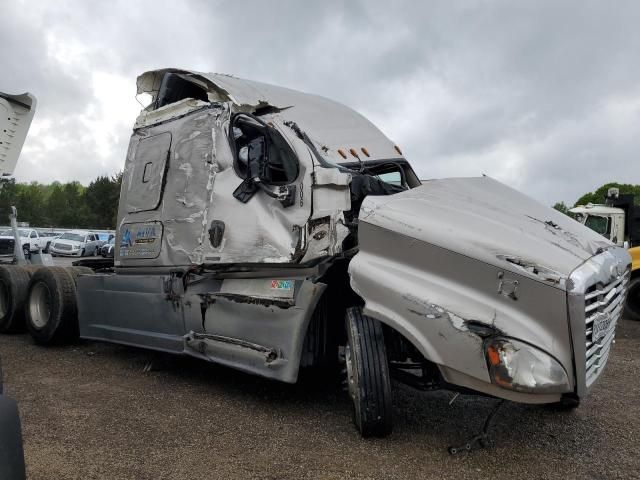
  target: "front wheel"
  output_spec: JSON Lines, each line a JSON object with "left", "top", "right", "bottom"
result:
{"left": 344, "top": 306, "right": 393, "bottom": 437}
{"left": 624, "top": 276, "right": 640, "bottom": 321}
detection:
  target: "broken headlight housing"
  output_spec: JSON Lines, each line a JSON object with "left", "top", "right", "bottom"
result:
{"left": 484, "top": 338, "right": 570, "bottom": 394}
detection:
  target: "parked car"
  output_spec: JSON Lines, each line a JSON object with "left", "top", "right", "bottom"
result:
{"left": 100, "top": 237, "right": 116, "bottom": 258}
{"left": 0, "top": 228, "right": 49, "bottom": 257}
{"left": 0, "top": 358, "right": 26, "bottom": 480}
{"left": 50, "top": 230, "right": 102, "bottom": 257}
{"left": 95, "top": 232, "right": 115, "bottom": 249}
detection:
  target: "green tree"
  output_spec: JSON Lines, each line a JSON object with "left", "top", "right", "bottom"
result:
{"left": 0, "top": 178, "right": 18, "bottom": 225}
{"left": 0, "top": 171, "right": 119, "bottom": 229}
{"left": 553, "top": 201, "right": 570, "bottom": 215}
{"left": 15, "top": 182, "right": 48, "bottom": 226}
{"left": 574, "top": 182, "right": 640, "bottom": 207}
{"left": 85, "top": 173, "right": 121, "bottom": 229}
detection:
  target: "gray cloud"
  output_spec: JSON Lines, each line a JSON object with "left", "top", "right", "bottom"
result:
{"left": 2, "top": 0, "right": 639, "bottom": 205}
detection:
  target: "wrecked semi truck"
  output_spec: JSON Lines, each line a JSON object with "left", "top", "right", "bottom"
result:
{"left": 0, "top": 69, "right": 633, "bottom": 437}
{"left": 569, "top": 189, "right": 640, "bottom": 321}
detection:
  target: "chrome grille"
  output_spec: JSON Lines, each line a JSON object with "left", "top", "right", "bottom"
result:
{"left": 54, "top": 243, "right": 72, "bottom": 251}
{"left": 584, "top": 270, "right": 629, "bottom": 388}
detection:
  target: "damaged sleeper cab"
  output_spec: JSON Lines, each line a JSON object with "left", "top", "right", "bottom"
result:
{"left": 13, "top": 69, "right": 632, "bottom": 438}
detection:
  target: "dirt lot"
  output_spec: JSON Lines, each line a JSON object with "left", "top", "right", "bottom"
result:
{"left": 0, "top": 303, "right": 638, "bottom": 480}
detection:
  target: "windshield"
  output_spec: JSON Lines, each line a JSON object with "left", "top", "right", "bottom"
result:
{"left": 59, "top": 233, "right": 86, "bottom": 242}
{"left": 0, "top": 228, "right": 30, "bottom": 237}
{"left": 584, "top": 215, "right": 611, "bottom": 236}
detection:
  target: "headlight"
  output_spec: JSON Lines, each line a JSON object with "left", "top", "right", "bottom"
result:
{"left": 71, "top": 245, "right": 79, "bottom": 250}
{"left": 485, "top": 338, "right": 570, "bottom": 394}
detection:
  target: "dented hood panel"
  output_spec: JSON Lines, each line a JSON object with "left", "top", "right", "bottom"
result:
{"left": 359, "top": 176, "right": 612, "bottom": 288}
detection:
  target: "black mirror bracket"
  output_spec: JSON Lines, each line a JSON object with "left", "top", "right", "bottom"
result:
{"left": 277, "top": 184, "right": 296, "bottom": 208}
{"left": 233, "top": 178, "right": 296, "bottom": 208}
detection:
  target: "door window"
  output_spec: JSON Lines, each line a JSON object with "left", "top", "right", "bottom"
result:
{"left": 230, "top": 114, "right": 298, "bottom": 185}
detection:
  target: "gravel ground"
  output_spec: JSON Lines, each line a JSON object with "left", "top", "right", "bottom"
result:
{"left": 0, "top": 305, "right": 638, "bottom": 479}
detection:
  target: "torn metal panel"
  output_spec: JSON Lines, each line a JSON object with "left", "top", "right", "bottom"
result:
{"left": 311, "top": 167, "right": 352, "bottom": 219}
{"left": 183, "top": 277, "right": 326, "bottom": 383}
{"left": 136, "top": 68, "right": 404, "bottom": 165}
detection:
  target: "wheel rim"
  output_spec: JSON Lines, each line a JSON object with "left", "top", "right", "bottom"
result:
{"left": 344, "top": 343, "right": 358, "bottom": 403}
{"left": 29, "top": 282, "right": 51, "bottom": 329}
{"left": 0, "top": 280, "right": 9, "bottom": 318}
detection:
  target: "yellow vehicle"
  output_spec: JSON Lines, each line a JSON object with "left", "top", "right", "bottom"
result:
{"left": 570, "top": 188, "right": 640, "bottom": 320}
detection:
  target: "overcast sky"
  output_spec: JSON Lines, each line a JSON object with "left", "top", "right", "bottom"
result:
{"left": 2, "top": 0, "right": 639, "bottom": 205}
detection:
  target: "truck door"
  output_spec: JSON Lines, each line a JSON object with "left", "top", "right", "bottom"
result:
{"left": 611, "top": 213, "right": 626, "bottom": 247}
{"left": 201, "top": 112, "right": 312, "bottom": 264}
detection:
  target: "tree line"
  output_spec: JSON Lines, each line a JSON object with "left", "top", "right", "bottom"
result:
{"left": 0, "top": 175, "right": 636, "bottom": 229}
{"left": 0, "top": 173, "right": 122, "bottom": 229}
{"left": 553, "top": 182, "right": 640, "bottom": 214}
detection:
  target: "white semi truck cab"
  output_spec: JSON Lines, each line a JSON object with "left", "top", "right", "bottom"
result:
{"left": 0, "top": 71, "right": 633, "bottom": 439}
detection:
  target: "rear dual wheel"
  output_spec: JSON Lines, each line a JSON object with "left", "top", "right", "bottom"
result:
{"left": 344, "top": 306, "right": 393, "bottom": 437}
{"left": 26, "top": 267, "right": 81, "bottom": 345}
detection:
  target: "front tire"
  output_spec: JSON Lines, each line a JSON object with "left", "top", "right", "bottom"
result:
{"left": 344, "top": 306, "right": 393, "bottom": 437}
{"left": 26, "top": 267, "right": 79, "bottom": 345}
{"left": 624, "top": 276, "right": 640, "bottom": 321}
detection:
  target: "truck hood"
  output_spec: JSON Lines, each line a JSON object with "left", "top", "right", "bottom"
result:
{"left": 359, "top": 176, "right": 613, "bottom": 289}
{"left": 0, "top": 92, "right": 37, "bottom": 176}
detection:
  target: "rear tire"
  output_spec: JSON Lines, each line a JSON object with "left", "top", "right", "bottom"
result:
{"left": 26, "top": 267, "right": 79, "bottom": 344}
{"left": 624, "top": 276, "right": 640, "bottom": 321}
{"left": 344, "top": 306, "right": 393, "bottom": 437}
{"left": 0, "top": 266, "right": 31, "bottom": 333}
{"left": 43, "top": 242, "right": 51, "bottom": 254}
{"left": 65, "top": 266, "right": 94, "bottom": 284}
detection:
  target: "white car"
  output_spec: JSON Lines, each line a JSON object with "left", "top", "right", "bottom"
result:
{"left": 49, "top": 231, "right": 102, "bottom": 257}
{"left": 0, "top": 228, "right": 48, "bottom": 257}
